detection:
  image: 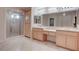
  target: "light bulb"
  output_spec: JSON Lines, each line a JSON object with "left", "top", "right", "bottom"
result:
{"left": 63, "top": 13, "right": 66, "bottom": 16}
{"left": 11, "top": 14, "right": 14, "bottom": 19}
{"left": 16, "top": 15, "right": 20, "bottom": 19}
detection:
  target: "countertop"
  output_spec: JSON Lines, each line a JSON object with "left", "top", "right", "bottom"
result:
{"left": 33, "top": 26, "right": 79, "bottom": 32}
{"left": 55, "top": 27, "right": 79, "bottom": 32}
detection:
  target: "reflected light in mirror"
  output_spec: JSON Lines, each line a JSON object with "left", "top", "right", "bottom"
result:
{"left": 11, "top": 13, "right": 20, "bottom": 19}
{"left": 16, "top": 14, "right": 20, "bottom": 19}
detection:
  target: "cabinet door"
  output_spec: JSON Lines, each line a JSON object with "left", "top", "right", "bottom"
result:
{"left": 66, "top": 36, "right": 77, "bottom": 50}
{"left": 24, "top": 23, "right": 31, "bottom": 37}
{"left": 56, "top": 34, "right": 66, "bottom": 47}
{"left": 37, "top": 32, "right": 43, "bottom": 41}
{"left": 33, "top": 32, "right": 37, "bottom": 39}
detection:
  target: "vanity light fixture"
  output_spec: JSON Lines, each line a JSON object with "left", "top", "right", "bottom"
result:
{"left": 11, "top": 13, "right": 20, "bottom": 19}
{"left": 63, "top": 13, "right": 66, "bottom": 16}
{"left": 16, "top": 14, "right": 20, "bottom": 19}
{"left": 11, "top": 14, "right": 14, "bottom": 19}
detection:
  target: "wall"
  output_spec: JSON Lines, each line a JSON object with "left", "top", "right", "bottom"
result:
{"left": 0, "top": 8, "right": 6, "bottom": 42}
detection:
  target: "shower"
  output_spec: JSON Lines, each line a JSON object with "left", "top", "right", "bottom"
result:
{"left": 6, "top": 9, "right": 24, "bottom": 38}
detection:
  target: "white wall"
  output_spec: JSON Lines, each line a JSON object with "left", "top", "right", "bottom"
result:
{"left": 0, "top": 8, "right": 6, "bottom": 42}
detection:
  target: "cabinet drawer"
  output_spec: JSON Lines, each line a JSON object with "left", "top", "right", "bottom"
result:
{"left": 48, "top": 35, "right": 56, "bottom": 42}
{"left": 56, "top": 30, "right": 67, "bottom": 35}
{"left": 57, "top": 30, "right": 78, "bottom": 36}
{"left": 65, "top": 31, "right": 78, "bottom": 36}
{"left": 49, "top": 32, "right": 56, "bottom": 36}
{"left": 32, "top": 28, "right": 43, "bottom": 31}
{"left": 43, "top": 31, "right": 49, "bottom": 35}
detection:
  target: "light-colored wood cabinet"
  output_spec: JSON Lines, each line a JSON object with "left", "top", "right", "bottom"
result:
{"left": 24, "top": 10, "right": 31, "bottom": 37}
{"left": 37, "top": 33, "right": 43, "bottom": 40}
{"left": 43, "top": 31, "right": 48, "bottom": 41}
{"left": 32, "top": 31, "right": 37, "bottom": 39}
{"left": 24, "top": 23, "right": 31, "bottom": 37}
{"left": 56, "top": 33, "right": 66, "bottom": 47}
{"left": 32, "top": 28, "right": 56, "bottom": 42}
{"left": 48, "top": 31, "right": 56, "bottom": 42}
{"left": 32, "top": 28, "right": 44, "bottom": 41}
{"left": 56, "top": 30, "right": 79, "bottom": 50}
{"left": 66, "top": 36, "right": 77, "bottom": 50}
{"left": 49, "top": 32, "right": 56, "bottom": 36}
{"left": 43, "top": 31, "right": 49, "bottom": 34}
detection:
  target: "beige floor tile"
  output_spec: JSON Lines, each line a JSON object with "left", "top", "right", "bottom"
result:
{"left": 0, "top": 36, "right": 69, "bottom": 51}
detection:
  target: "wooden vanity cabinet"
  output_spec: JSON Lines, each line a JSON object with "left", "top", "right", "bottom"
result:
{"left": 49, "top": 32, "right": 56, "bottom": 36}
{"left": 32, "top": 28, "right": 56, "bottom": 42}
{"left": 32, "top": 28, "right": 44, "bottom": 41}
{"left": 24, "top": 10, "right": 31, "bottom": 37}
{"left": 24, "top": 23, "right": 31, "bottom": 37}
{"left": 56, "top": 30, "right": 79, "bottom": 50}
{"left": 56, "top": 31, "right": 66, "bottom": 47}
{"left": 48, "top": 31, "right": 56, "bottom": 42}
{"left": 43, "top": 31, "right": 49, "bottom": 34}
{"left": 66, "top": 36, "right": 78, "bottom": 50}
{"left": 43, "top": 31, "right": 49, "bottom": 41}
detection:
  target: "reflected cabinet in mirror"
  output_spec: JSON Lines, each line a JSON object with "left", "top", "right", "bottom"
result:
{"left": 34, "top": 16, "right": 41, "bottom": 24}
{"left": 49, "top": 18, "right": 54, "bottom": 26}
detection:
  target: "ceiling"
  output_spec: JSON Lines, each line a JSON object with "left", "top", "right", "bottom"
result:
{"left": 7, "top": 7, "right": 31, "bottom": 15}
{"left": 16, "top": 7, "right": 31, "bottom": 12}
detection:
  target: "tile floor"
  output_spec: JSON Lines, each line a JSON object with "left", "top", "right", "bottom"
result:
{"left": 0, "top": 36, "right": 69, "bottom": 51}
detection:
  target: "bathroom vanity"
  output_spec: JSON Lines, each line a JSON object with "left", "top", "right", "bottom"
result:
{"left": 32, "top": 27, "right": 79, "bottom": 50}
{"left": 32, "top": 7, "right": 79, "bottom": 50}
{"left": 32, "top": 27, "right": 56, "bottom": 42}
{"left": 32, "top": 28, "right": 44, "bottom": 41}
{"left": 24, "top": 9, "right": 31, "bottom": 37}
{"left": 56, "top": 28, "right": 79, "bottom": 50}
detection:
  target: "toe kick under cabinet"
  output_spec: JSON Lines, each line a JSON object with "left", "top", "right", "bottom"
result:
{"left": 56, "top": 30, "right": 79, "bottom": 50}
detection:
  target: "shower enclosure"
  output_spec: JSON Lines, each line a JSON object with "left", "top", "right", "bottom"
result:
{"left": 6, "top": 9, "right": 25, "bottom": 38}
